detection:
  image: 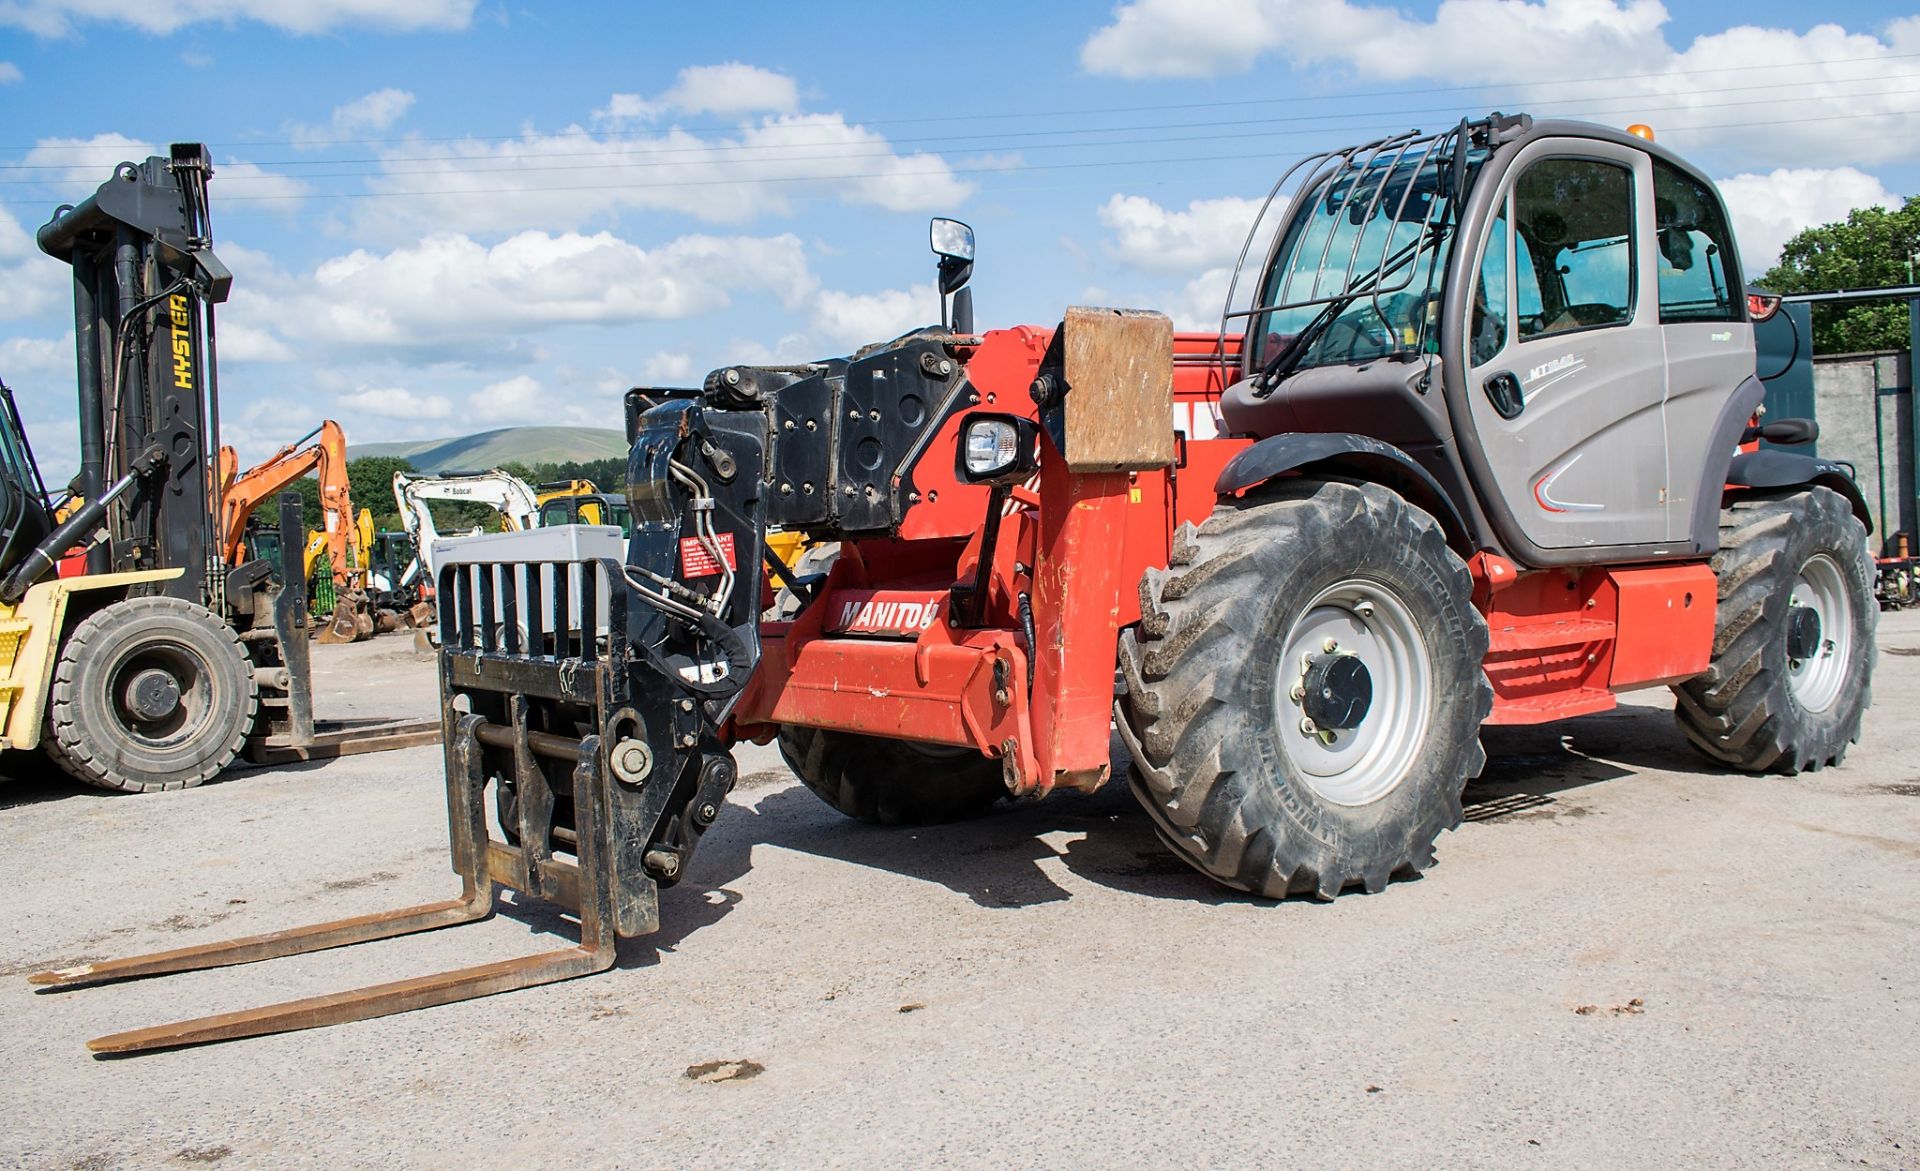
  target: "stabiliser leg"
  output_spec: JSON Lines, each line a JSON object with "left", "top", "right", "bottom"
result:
{"left": 30, "top": 713, "right": 620, "bottom": 1055}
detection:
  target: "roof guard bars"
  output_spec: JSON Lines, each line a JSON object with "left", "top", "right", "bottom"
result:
{"left": 1215, "top": 117, "right": 1501, "bottom": 387}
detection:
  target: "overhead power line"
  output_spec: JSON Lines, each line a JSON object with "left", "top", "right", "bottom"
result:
{"left": 3, "top": 68, "right": 1916, "bottom": 177}
{"left": 4, "top": 105, "right": 1912, "bottom": 209}
{"left": 4, "top": 45, "right": 1919, "bottom": 158}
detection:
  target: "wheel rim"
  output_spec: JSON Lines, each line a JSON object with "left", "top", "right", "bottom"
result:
{"left": 106, "top": 640, "right": 215, "bottom": 751}
{"left": 1786, "top": 553, "right": 1852, "bottom": 714}
{"left": 1273, "top": 578, "right": 1432, "bottom": 806}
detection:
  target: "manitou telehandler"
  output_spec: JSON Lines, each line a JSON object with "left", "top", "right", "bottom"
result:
{"left": 0, "top": 146, "right": 435, "bottom": 794}
{"left": 41, "top": 115, "right": 1876, "bottom": 1053}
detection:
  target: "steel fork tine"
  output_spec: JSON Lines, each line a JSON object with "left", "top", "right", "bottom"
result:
{"left": 29, "top": 887, "right": 492, "bottom": 990}
{"left": 87, "top": 935, "right": 614, "bottom": 1055}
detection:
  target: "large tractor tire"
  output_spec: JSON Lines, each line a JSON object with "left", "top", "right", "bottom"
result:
{"left": 1674, "top": 487, "right": 1875, "bottom": 773}
{"left": 1118, "top": 480, "right": 1492, "bottom": 899}
{"left": 778, "top": 725, "right": 1009, "bottom": 826}
{"left": 44, "top": 596, "right": 258, "bottom": 793}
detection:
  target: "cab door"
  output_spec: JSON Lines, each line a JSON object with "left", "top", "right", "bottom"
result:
{"left": 1650, "top": 157, "right": 1753, "bottom": 543}
{"left": 1462, "top": 140, "right": 1673, "bottom": 551}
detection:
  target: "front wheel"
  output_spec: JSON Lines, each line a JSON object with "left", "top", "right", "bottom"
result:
{"left": 778, "top": 725, "right": 1009, "bottom": 825}
{"left": 1118, "top": 480, "right": 1491, "bottom": 899}
{"left": 45, "top": 596, "right": 258, "bottom": 793}
{"left": 1674, "top": 488, "right": 1875, "bottom": 773}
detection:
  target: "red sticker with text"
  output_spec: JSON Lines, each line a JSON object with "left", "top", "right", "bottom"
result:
{"left": 679, "top": 533, "right": 737, "bottom": 578}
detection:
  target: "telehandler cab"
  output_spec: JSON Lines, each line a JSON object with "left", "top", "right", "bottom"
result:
{"left": 41, "top": 114, "right": 1876, "bottom": 1053}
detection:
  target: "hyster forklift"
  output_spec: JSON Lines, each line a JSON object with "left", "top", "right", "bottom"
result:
{"left": 40, "top": 115, "right": 1876, "bottom": 1053}
{"left": 0, "top": 145, "right": 434, "bottom": 794}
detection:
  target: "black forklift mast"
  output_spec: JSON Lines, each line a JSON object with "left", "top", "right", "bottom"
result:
{"left": 36, "top": 143, "right": 232, "bottom": 601}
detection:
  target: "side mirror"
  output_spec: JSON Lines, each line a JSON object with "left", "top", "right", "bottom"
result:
{"left": 930, "top": 217, "right": 975, "bottom": 263}
{"left": 930, "top": 217, "right": 974, "bottom": 299}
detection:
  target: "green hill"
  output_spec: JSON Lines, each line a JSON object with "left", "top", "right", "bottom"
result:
{"left": 351, "top": 426, "right": 627, "bottom": 472}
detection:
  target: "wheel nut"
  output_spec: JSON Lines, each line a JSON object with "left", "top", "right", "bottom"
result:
{"left": 1323, "top": 638, "right": 1339, "bottom": 653}
{"left": 1317, "top": 730, "right": 1337, "bottom": 746}
{"left": 1289, "top": 683, "right": 1305, "bottom": 703}
{"left": 1300, "top": 717, "right": 1318, "bottom": 735}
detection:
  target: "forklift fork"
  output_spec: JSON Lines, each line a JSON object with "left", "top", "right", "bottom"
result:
{"left": 36, "top": 394, "right": 765, "bottom": 1056}
{"left": 31, "top": 712, "right": 619, "bottom": 1054}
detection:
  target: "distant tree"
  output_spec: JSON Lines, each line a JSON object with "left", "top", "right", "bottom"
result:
{"left": 1760, "top": 195, "right": 1920, "bottom": 354}
{"left": 345, "top": 455, "right": 416, "bottom": 531}
{"left": 287, "top": 474, "right": 323, "bottom": 530}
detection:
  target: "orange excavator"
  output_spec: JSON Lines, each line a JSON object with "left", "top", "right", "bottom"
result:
{"left": 215, "top": 420, "right": 373, "bottom": 643}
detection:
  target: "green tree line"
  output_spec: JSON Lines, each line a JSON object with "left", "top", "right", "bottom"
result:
{"left": 278, "top": 454, "right": 626, "bottom": 534}
{"left": 1760, "top": 194, "right": 1920, "bottom": 354}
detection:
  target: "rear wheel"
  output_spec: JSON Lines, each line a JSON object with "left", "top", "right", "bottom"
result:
{"left": 1674, "top": 488, "right": 1874, "bottom": 773}
{"left": 1118, "top": 480, "right": 1491, "bottom": 898}
{"left": 778, "top": 725, "right": 1008, "bottom": 825}
{"left": 45, "top": 596, "right": 257, "bottom": 793}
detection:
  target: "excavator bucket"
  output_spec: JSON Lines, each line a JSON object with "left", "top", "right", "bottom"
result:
{"left": 317, "top": 588, "right": 377, "bottom": 644}
{"left": 33, "top": 541, "right": 751, "bottom": 1054}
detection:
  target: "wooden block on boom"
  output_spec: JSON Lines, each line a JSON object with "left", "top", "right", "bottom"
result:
{"left": 1059, "top": 306, "right": 1175, "bottom": 472}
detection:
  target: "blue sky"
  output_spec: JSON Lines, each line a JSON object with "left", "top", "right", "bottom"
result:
{"left": 3, "top": 1, "right": 1917, "bottom": 481}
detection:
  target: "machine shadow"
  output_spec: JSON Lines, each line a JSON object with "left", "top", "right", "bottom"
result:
{"left": 437, "top": 698, "right": 1758, "bottom": 969}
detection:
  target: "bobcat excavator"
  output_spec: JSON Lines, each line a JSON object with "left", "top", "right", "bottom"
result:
{"left": 37, "top": 116, "right": 1877, "bottom": 1053}
{"left": 0, "top": 144, "right": 435, "bottom": 794}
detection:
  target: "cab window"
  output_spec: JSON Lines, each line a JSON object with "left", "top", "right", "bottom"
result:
{"left": 1652, "top": 159, "right": 1740, "bottom": 322}
{"left": 1470, "top": 203, "right": 1509, "bottom": 366}
{"left": 1513, "top": 158, "right": 1635, "bottom": 340}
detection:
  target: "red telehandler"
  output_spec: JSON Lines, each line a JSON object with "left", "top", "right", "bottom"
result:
{"left": 38, "top": 114, "right": 1875, "bottom": 1053}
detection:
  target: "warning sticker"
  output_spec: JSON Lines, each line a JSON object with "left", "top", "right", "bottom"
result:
{"left": 679, "top": 533, "right": 737, "bottom": 578}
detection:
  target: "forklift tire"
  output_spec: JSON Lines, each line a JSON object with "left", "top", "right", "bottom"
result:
{"left": 1674, "top": 487, "right": 1874, "bottom": 774}
{"left": 45, "top": 596, "right": 258, "bottom": 793}
{"left": 1117, "top": 480, "right": 1492, "bottom": 899}
{"left": 778, "top": 725, "right": 1009, "bottom": 826}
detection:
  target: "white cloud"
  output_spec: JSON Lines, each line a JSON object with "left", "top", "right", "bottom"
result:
{"left": 0, "top": 333, "right": 71, "bottom": 379}
{"left": 242, "top": 230, "right": 816, "bottom": 357}
{"left": 641, "top": 352, "right": 696, "bottom": 384}
{"left": 0, "top": 62, "right": 21, "bottom": 83}
{"left": 213, "top": 321, "right": 295, "bottom": 363}
{"left": 1098, "top": 194, "right": 1269, "bottom": 275}
{"left": 1717, "top": 166, "right": 1902, "bottom": 277}
{"left": 338, "top": 386, "right": 453, "bottom": 419}
{"left": 289, "top": 88, "right": 415, "bottom": 149}
{"left": 210, "top": 160, "right": 310, "bottom": 205}
{"left": 470, "top": 375, "right": 547, "bottom": 424}
{"left": 2, "top": 0, "right": 475, "bottom": 37}
{"left": 597, "top": 63, "right": 800, "bottom": 126}
{"left": 355, "top": 111, "right": 972, "bottom": 235}
{"left": 19, "top": 133, "right": 306, "bottom": 206}
{"left": 811, "top": 282, "right": 939, "bottom": 347}
{"left": 1080, "top": 2, "right": 1920, "bottom": 167}
{"left": 22, "top": 132, "right": 156, "bottom": 183}
{"left": 1, "top": 207, "right": 68, "bottom": 320}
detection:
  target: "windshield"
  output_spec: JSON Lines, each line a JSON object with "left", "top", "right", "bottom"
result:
{"left": 1251, "top": 139, "right": 1484, "bottom": 375}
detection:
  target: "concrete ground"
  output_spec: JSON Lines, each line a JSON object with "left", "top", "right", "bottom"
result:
{"left": 3, "top": 615, "right": 1918, "bottom": 1171}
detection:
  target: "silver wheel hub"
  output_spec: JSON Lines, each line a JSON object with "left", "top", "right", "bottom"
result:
{"left": 1786, "top": 553, "right": 1851, "bottom": 714}
{"left": 1275, "top": 579, "right": 1432, "bottom": 806}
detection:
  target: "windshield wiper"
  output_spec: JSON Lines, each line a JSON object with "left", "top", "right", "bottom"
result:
{"left": 1249, "top": 224, "right": 1442, "bottom": 397}
{"left": 1252, "top": 295, "right": 1353, "bottom": 396}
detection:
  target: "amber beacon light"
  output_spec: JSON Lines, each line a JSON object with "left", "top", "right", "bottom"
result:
{"left": 1626, "top": 123, "right": 1656, "bottom": 141}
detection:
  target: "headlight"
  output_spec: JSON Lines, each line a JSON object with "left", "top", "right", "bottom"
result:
{"left": 957, "top": 414, "right": 1039, "bottom": 484}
